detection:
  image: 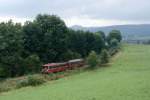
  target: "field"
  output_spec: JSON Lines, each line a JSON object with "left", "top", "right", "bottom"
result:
{"left": 0, "top": 44, "right": 150, "bottom": 100}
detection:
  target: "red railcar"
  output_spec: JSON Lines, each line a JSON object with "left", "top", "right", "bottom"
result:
{"left": 68, "top": 59, "right": 84, "bottom": 69}
{"left": 42, "top": 59, "right": 84, "bottom": 74}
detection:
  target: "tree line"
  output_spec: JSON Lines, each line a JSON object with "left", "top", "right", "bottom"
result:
{"left": 0, "top": 14, "right": 122, "bottom": 78}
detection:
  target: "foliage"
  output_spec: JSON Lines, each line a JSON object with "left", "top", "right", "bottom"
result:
{"left": 68, "top": 29, "right": 106, "bottom": 57}
{"left": 106, "top": 30, "right": 122, "bottom": 56}
{"left": 96, "top": 31, "right": 106, "bottom": 41}
{"left": 68, "top": 30, "right": 87, "bottom": 57}
{"left": 16, "top": 75, "right": 46, "bottom": 88}
{"left": 23, "top": 54, "right": 42, "bottom": 73}
{"left": 110, "top": 38, "right": 119, "bottom": 48}
{"left": 60, "top": 50, "right": 81, "bottom": 61}
{"left": 27, "top": 75, "right": 46, "bottom": 86}
{"left": 86, "top": 51, "right": 98, "bottom": 68}
{"left": 0, "top": 85, "right": 10, "bottom": 93}
{"left": 0, "top": 66, "right": 5, "bottom": 77}
{"left": 24, "top": 14, "right": 69, "bottom": 63}
{"left": 23, "top": 21, "right": 43, "bottom": 55}
{"left": 0, "top": 14, "right": 122, "bottom": 78}
{"left": 1, "top": 45, "right": 150, "bottom": 100}
{"left": 0, "top": 20, "right": 24, "bottom": 77}
{"left": 109, "top": 39, "right": 120, "bottom": 56}
{"left": 100, "top": 49, "right": 110, "bottom": 64}
{"left": 107, "top": 30, "right": 122, "bottom": 44}
{"left": 17, "top": 79, "right": 29, "bottom": 88}
{"left": 0, "top": 74, "right": 47, "bottom": 92}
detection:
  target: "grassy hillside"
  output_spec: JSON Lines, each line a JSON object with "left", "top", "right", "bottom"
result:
{"left": 0, "top": 44, "right": 150, "bottom": 100}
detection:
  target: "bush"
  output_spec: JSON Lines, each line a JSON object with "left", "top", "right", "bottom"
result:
{"left": 109, "top": 48, "right": 119, "bottom": 56}
{"left": 100, "top": 49, "right": 110, "bottom": 64}
{"left": 110, "top": 38, "right": 119, "bottom": 48}
{"left": 17, "top": 79, "right": 29, "bottom": 88}
{"left": 108, "top": 38, "right": 120, "bottom": 56}
{"left": 86, "top": 51, "right": 98, "bottom": 68}
{"left": 0, "top": 85, "right": 10, "bottom": 92}
{"left": 27, "top": 75, "right": 46, "bottom": 86}
{"left": 0, "top": 78, "right": 16, "bottom": 92}
{"left": 17, "top": 75, "right": 46, "bottom": 88}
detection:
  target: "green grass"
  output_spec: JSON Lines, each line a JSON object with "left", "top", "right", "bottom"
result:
{"left": 0, "top": 44, "right": 150, "bottom": 100}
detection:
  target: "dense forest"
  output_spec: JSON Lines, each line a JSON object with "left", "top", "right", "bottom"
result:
{"left": 0, "top": 14, "right": 122, "bottom": 78}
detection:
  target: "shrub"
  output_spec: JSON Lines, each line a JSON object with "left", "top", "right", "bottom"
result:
{"left": 0, "top": 78, "right": 16, "bottom": 92}
{"left": 86, "top": 51, "right": 98, "bottom": 68}
{"left": 17, "top": 75, "right": 46, "bottom": 88}
{"left": 17, "top": 79, "right": 29, "bottom": 88}
{"left": 0, "top": 85, "right": 10, "bottom": 92}
{"left": 108, "top": 38, "right": 120, "bottom": 56}
{"left": 27, "top": 75, "right": 46, "bottom": 86}
{"left": 109, "top": 48, "right": 119, "bottom": 56}
{"left": 110, "top": 38, "right": 119, "bottom": 48}
{"left": 100, "top": 49, "right": 110, "bottom": 64}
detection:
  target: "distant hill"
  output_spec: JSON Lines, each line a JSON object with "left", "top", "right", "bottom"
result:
{"left": 70, "top": 24, "right": 150, "bottom": 40}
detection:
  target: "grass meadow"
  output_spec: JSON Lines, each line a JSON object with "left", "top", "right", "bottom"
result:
{"left": 0, "top": 44, "right": 150, "bottom": 100}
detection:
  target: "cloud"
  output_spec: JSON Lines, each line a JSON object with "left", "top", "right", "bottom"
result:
{"left": 0, "top": 0, "right": 149, "bottom": 26}
{"left": 64, "top": 17, "right": 150, "bottom": 27}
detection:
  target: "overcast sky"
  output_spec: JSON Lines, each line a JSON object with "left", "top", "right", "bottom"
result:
{"left": 0, "top": 0, "right": 150, "bottom": 27}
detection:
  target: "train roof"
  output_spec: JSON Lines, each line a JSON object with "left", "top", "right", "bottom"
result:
{"left": 68, "top": 59, "right": 83, "bottom": 63}
{"left": 43, "top": 62, "right": 66, "bottom": 67}
{"left": 43, "top": 59, "right": 83, "bottom": 67}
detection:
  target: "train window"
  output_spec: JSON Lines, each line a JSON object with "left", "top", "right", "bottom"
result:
{"left": 48, "top": 66, "right": 57, "bottom": 69}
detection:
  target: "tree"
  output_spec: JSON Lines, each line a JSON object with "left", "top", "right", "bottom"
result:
{"left": 24, "top": 14, "right": 69, "bottom": 63}
{"left": 68, "top": 30, "right": 105, "bottom": 57}
{"left": 23, "top": 54, "right": 41, "bottom": 73}
{"left": 96, "top": 31, "right": 106, "bottom": 41}
{"left": 23, "top": 21, "right": 43, "bottom": 55}
{"left": 100, "top": 49, "right": 110, "bottom": 64}
{"left": 86, "top": 51, "right": 98, "bottom": 68}
{"left": 110, "top": 38, "right": 119, "bottom": 48}
{"left": 68, "top": 30, "right": 87, "bottom": 57}
{"left": 0, "top": 20, "right": 24, "bottom": 77}
{"left": 107, "top": 30, "right": 122, "bottom": 44}
{"left": 108, "top": 39, "right": 120, "bottom": 56}
{"left": 60, "top": 50, "right": 81, "bottom": 61}
{"left": 92, "top": 33, "right": 105, "bottom": 53}
{"left": 0, "top": 14, "right": 121, "bottom": 78}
